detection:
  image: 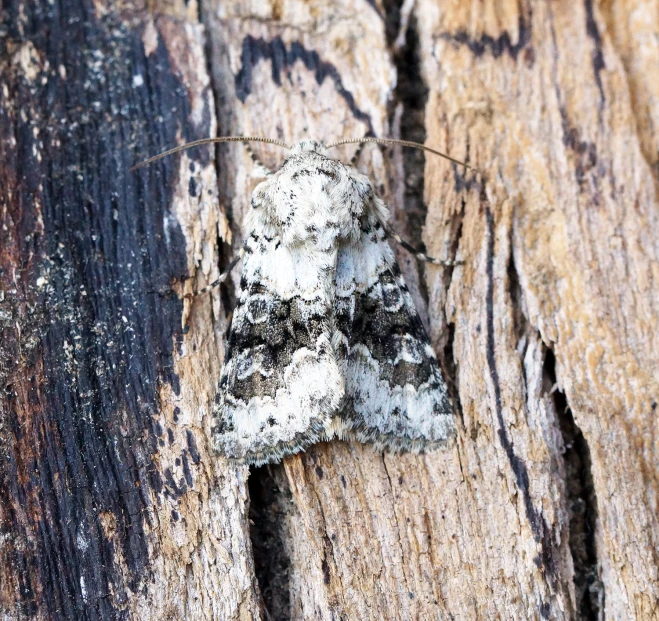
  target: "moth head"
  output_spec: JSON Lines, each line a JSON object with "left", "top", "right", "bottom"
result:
{"left": 132, "top": 137, "right": 481, "bottom": 249}
{"left": 289, "top": 140, "right": 326, "bottom": 156}
{"left": 251, "top": 141, "right": 372, "bottom": 249}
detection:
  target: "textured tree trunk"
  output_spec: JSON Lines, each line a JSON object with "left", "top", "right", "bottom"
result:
{"left": 1, "top": 0, "right": 658, "bottom": 619}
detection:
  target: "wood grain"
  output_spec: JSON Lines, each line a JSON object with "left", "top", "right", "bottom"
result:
{"left": 417, "top": 1, "right": 659, "bottom": 617}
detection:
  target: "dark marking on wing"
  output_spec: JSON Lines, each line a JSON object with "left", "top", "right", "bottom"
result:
{"left": 219, "top": 286, "right": 329, "bottom": 402}
{"left": 338, "top": 269, "right": 436, "bottom": 390}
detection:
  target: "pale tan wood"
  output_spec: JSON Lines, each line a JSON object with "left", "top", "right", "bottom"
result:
{"left": 416, "top": 1, "right": 659, "bottom": 618}
{"left": 602, "top": 0, "right": 659, "bottom": 177}
{"left": 125, "top": 4, "right": 262, "bottom": 619}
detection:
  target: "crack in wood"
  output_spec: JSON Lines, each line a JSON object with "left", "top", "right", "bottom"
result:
{"left": 584, "top": 0, "right": 606, "bottom": 107}
{"left": 248, "top": 466, "right": 293, "bottom": 621}
{"left": 544, "top": 349, "right": 603, "bottom": 620}
{"left": 385, "top": 0, "right": 463, "bottom": 413}
{"left": 485, "top": 206, "right": 557, "bottom": 586}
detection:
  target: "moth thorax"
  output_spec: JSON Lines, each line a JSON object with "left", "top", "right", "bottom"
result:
{"left": 261, "top": 157, "right": 367, "bottom": 249}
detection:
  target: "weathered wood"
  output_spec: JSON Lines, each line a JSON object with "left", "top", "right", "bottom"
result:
{"left": 416, "top": 1, "right": 659, "bottom": 617}
{"left": 1, "top": 0, "right": 658, "bottom": 619}
{"left": 0, "top": 2, "right": 259, "bottom": 619}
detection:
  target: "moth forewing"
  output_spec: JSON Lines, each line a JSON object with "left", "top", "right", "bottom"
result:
{"left": 211, "top": 140, "right": 456, "bottom": 465}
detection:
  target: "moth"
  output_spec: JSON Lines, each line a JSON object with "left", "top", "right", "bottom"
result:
{"left": 135, "top": 136, "right": 476, "bottom": 465}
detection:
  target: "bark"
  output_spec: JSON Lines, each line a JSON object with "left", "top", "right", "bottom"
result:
{"left": 1, "top": 0, "right": 658, "bottom": 620}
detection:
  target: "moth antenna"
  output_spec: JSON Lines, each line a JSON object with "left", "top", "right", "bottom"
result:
{"left": 184, "top": 246, "right": 246, "bottom": 299}
{"left": 130, "top": 136, "right": 290, "bottom": 171}
{"left": 380, "top": 220, "right": 463, "bottom": 267}
{"left": 325, "top": 136, "right": 483, "bottom": 176}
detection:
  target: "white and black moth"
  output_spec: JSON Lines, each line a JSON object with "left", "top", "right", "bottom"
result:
{"left": 135, "top": 136, "right": 471, "bottom": 466}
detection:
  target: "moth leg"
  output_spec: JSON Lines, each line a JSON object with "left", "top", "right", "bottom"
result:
{"left": 348, "top": 142, "right": 365, "bottom": 167}
{"left": 380, "top": 219, "right": 464, "bottom": 267}
{"left": 185, "top": 246, "right": 245, "bottom": 298}
{"left": 244, "top": 143, "right": 274, "bottom": 176}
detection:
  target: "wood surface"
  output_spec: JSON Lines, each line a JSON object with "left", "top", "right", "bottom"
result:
{"left": 1, "top": 0, "right": 657, "bottom": 619}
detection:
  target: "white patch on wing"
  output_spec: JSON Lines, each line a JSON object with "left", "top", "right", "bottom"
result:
{"left": 346, "top": 344, "right": 453, "bottom": 442}
{"left": 216, "top": 337, "right": 344, "bottom": 460}
{"left": 231, "top": 346, "right": 274, "bottom": 381}
{"left": 391, "top": 334, "right": 424, "bottom": 366}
